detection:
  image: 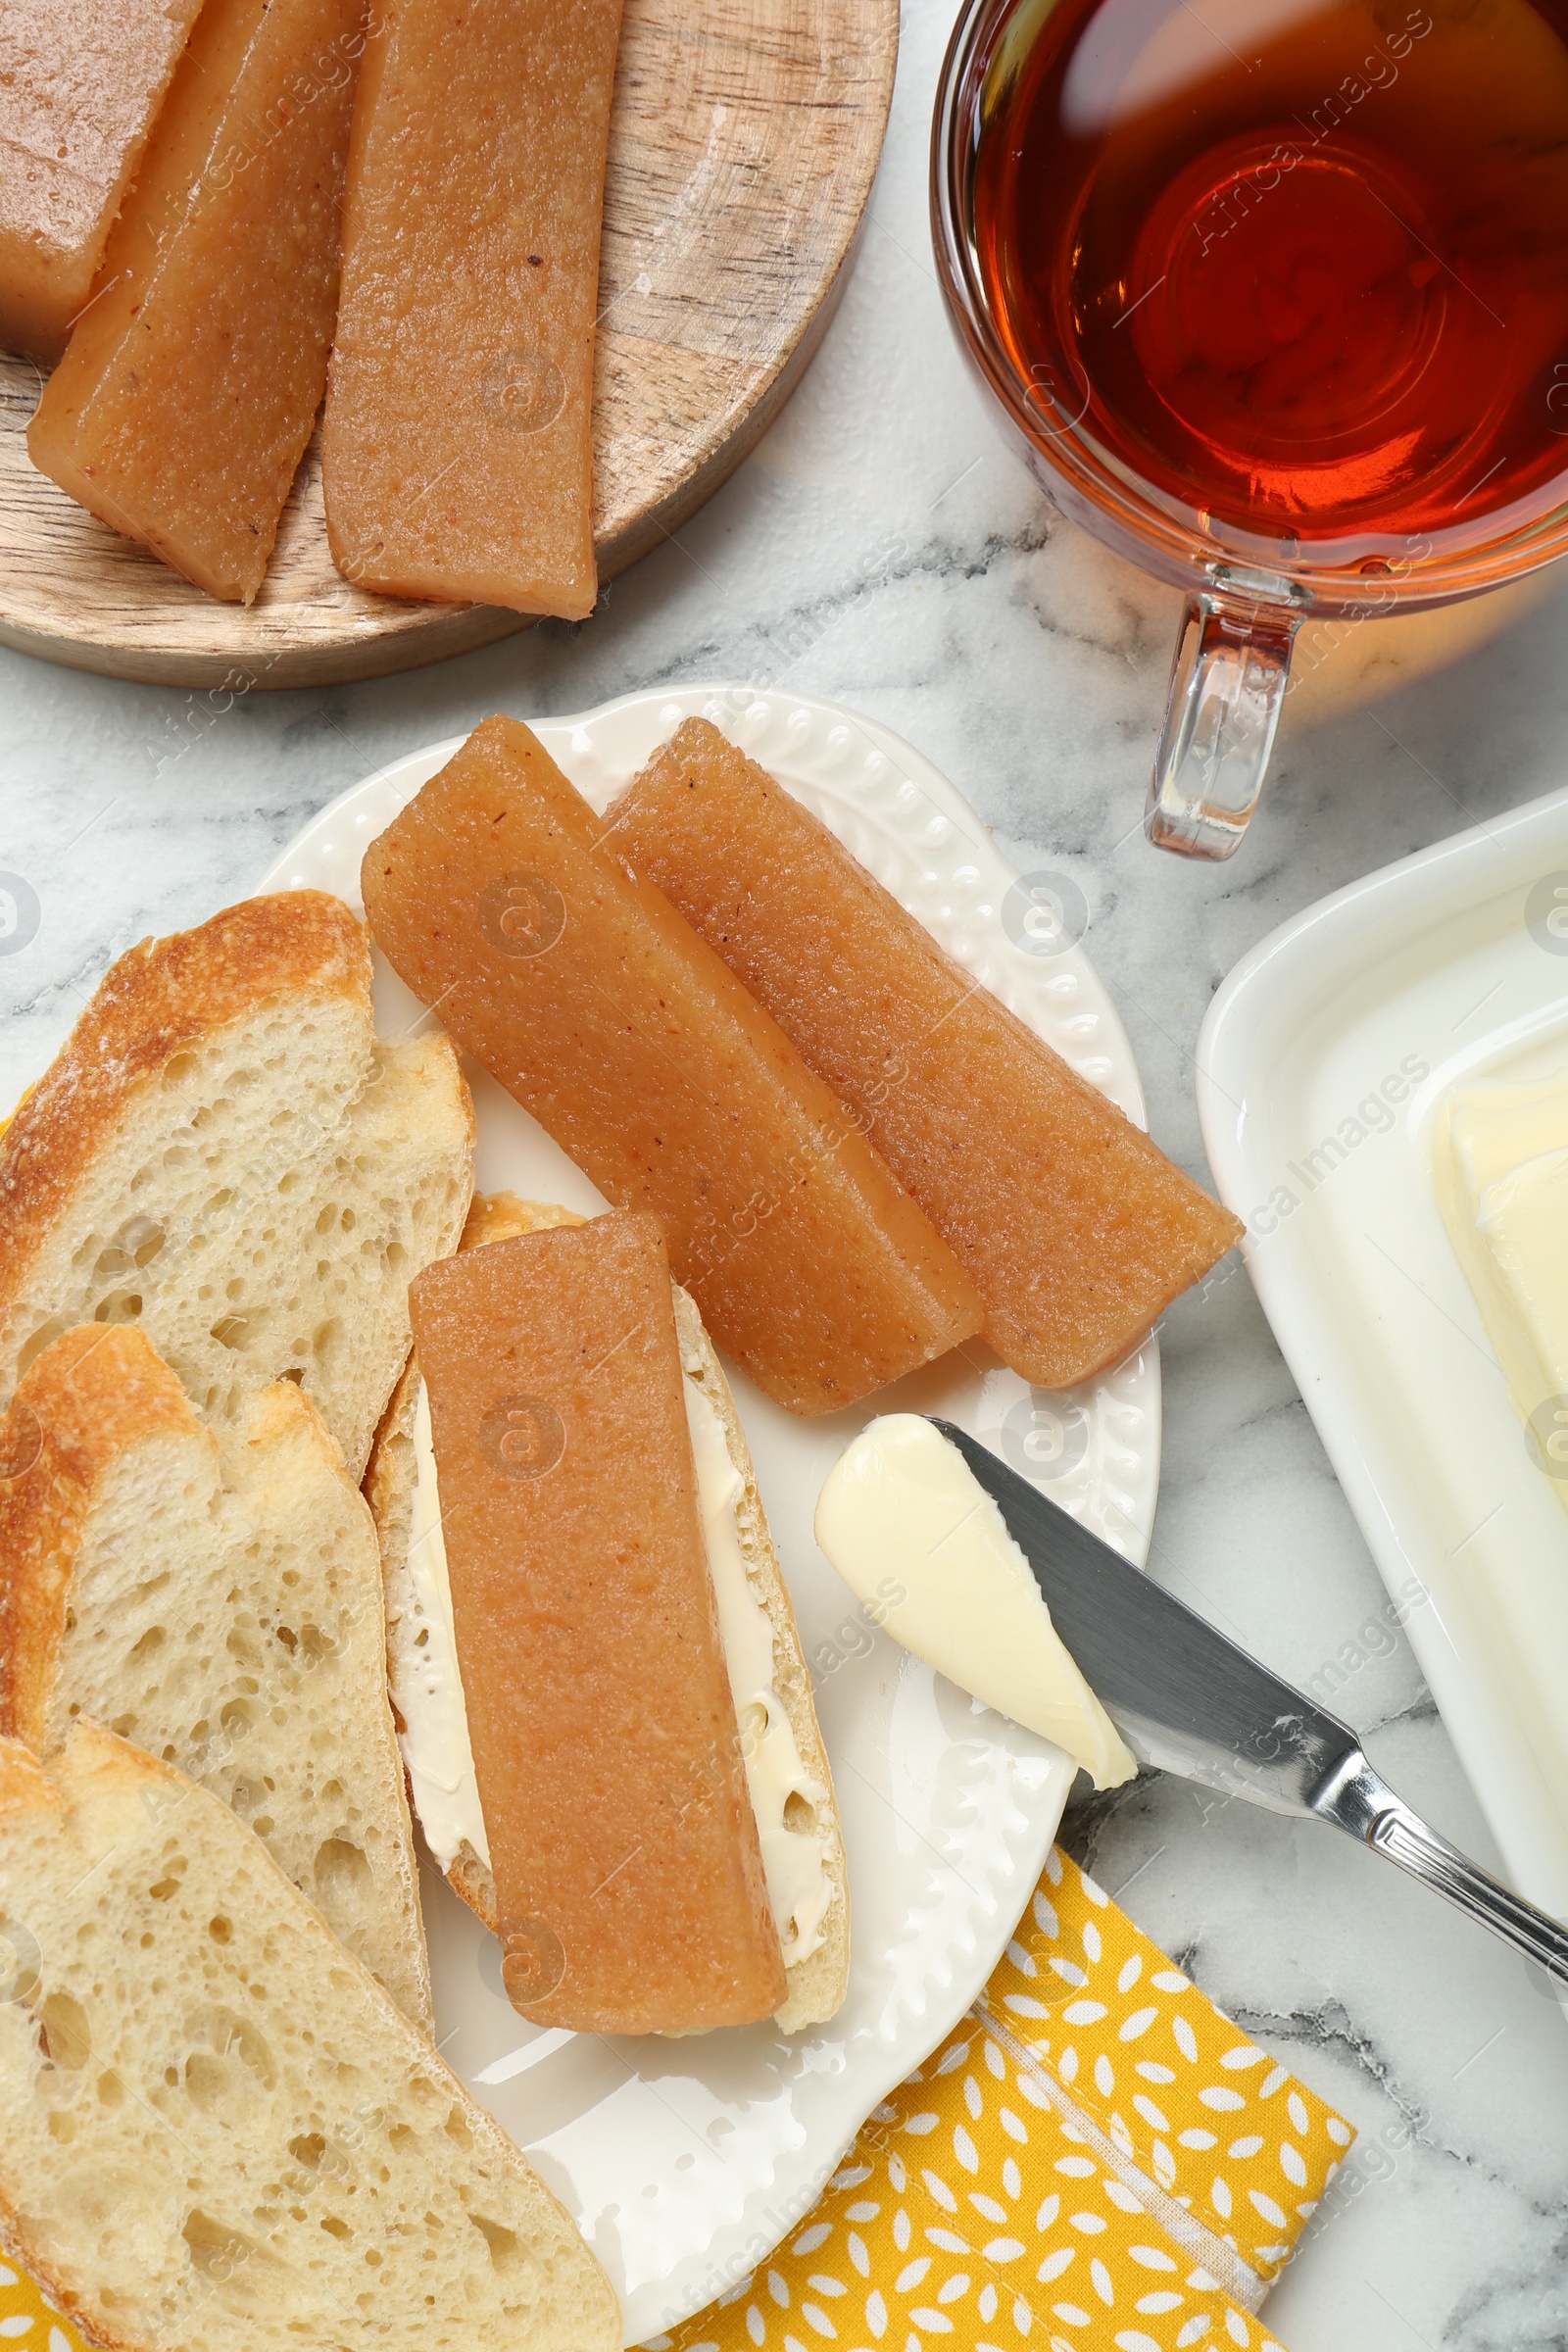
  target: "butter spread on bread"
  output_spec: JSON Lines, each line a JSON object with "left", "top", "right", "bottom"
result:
{"left": 409, "top": 1209, "right": 787, "bottom": 2036}
{"left": 678, "top": 1341, "right": 833, "bottom": 1970}
{"left": 368, "top": 1194, "right": 852, "bottom": 2033}
{"left": 398, "top": 1369, "right": 492, "bottom": 1874}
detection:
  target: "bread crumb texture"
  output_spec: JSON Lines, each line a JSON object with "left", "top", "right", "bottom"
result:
{"left": 0, "top": 1324, "right": 430, "bottom": 2029}
{"left": 0, "top": 892, "right": 473, "bottom": 1485}
{"left": 0, "top": 1724, "right": 619, "bottom": 2352}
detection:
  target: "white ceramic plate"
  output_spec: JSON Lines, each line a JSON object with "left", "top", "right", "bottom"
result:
{"left": 1198, "top": 781, "right": 1568, "bottom": 1926}
{"left": 257, "top": 683, "right": 1161, "bottom": 2342}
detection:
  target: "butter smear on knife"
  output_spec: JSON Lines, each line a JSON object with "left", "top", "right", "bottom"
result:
{"left": 814, "top": 1414, "right": 1136, "bottom": 1788}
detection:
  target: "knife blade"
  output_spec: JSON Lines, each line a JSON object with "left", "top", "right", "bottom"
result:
{"left": 928, "top": 1416, "right": 1354, "bottom": 1816}
{"left": 927, "top": 1415, "right": 1568, "bottom": 1984}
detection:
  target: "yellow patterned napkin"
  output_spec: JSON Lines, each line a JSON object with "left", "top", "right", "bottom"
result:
{"left": 646, "top": 1847, "right": 1352, "bottom": 2352}
{"left": 0, "top": 1849, "right": 1350, "bottom": 2352}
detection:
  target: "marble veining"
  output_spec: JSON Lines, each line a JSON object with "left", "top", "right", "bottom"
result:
{"left": 6, "top": 0, "right": 1568, "bottom": 2341}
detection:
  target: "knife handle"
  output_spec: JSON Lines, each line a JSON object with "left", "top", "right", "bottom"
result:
{"left": 1314, "top": 1749, "right": 1568, "bottom": 1985}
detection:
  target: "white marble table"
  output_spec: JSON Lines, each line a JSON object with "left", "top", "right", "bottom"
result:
{"left": 6, "top": 8, "right": 1568, "bottom": 2344}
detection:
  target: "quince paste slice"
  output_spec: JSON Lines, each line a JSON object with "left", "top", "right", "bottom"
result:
{"left": 612, "top": 717, "right": 1245, "bottom": 1388}
{"left": 28, "top": 0, "right": 366, "bottom": 603}
{"left": 408, "top": 1211, "right": 786, "bottom": 2035}
{"left": 321, "top": 0, "right": 623, "bottom": 618}
{"left": 362, "top": 714, "right": 983, "bottom": 1415}
{"left": 0, "top": 0, "right": 208, "bottom": 363}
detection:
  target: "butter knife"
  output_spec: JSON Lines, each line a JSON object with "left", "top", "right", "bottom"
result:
{"left": 930, "top": 1416, "right": 1568, "bottom": 1985}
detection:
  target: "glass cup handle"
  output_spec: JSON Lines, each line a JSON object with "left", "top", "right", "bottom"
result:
{"left": 1145, "top": 594, "right": 1299, "bottom": 859}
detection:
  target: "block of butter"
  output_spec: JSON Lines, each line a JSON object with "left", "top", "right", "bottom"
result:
{"left": 1435, "top": 1067, "right": 1568, "bottom": 1484}
{"left": 814, "top": 1414, "right": 1136, "bottom": 1789}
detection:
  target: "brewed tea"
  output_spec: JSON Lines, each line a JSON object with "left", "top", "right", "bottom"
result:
{"left": 975, "top": 0, "right": 1568, "bottom": 558}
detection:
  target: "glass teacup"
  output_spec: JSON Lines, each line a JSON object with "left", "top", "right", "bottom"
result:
{"left": 931, "top": 0, "right": 1568, "bottom": 858}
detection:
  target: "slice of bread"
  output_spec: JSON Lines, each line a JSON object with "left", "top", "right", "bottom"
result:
{"left": 0, "top": 890, "right": 475, "bottom": 1485}
{"left": 0, "top": 1323, "right": 431, "bottom": 2031}
{"left": 0, "top": 1719, "right": 621, "bottom": 2352}
{"left": 366, "top": 1191, "right": 851, "bottom": 2031}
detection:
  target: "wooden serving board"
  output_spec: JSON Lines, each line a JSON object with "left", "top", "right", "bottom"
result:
{"left": 0, "top": 0, "right": 898, "bottom": 690}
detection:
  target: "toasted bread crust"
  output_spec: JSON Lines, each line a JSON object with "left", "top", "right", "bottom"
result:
{"left": 0, "top": 1325, "right": 194, "bottom": 1749}
{"left": 449, "top": 1840, "right": 499, "bottom": 1928}
{"left": 0, "top": 1724, "right": 60, "bottom": 1821}
{"left": 0, "top": 892, "right": 370, "bottom": 1361}
{"left": 364, "top": 1349, "right": 423, "bottom": 1735}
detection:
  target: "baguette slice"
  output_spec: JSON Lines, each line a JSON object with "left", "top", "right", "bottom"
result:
{"left": 0, "top": 890, "right": 474, "bottom": 1485}
{"left": 408, "top": 1209, "right": 786, "bottom": 2034}
{"left": 0, "top": 1720, "right": 621, "bottom": 2352}
{"left": 0, "top": 1322, "right": 431, "bottom": 2030}
{"left": 366, "top": 1192, "right": 851, "bottom": 2031}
